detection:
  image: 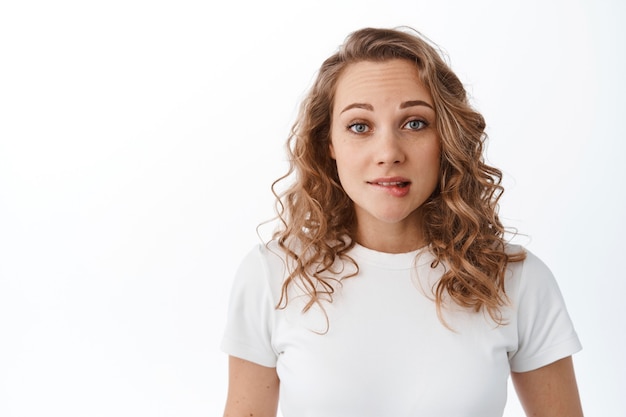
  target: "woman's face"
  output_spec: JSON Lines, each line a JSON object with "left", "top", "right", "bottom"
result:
{"left": 329, "top": 59, "right": 440, "bottom": 248}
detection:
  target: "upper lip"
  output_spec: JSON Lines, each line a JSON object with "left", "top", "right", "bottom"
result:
{"left": 367, "top": 177, "right": 411, "bottom": 185}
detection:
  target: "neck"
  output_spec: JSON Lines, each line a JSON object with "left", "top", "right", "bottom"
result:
{"left": 355, "top": 221, "right": 427, "bottom": 254}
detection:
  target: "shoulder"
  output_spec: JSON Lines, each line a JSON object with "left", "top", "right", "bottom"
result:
{"left": 504, "top": 244, "right": 556, "bottom": 295}
{"left": 505, "top": 244, "right": 554, "bottom": 286}
{"left": 503, "top": 244, "right": 574, "bottom": 329}
{"left": 232, "top": 240, "right": 291, "bottom": 296}
{"left": 503, "top": 244, "right": 574, "bottom": 319}
{"left": 503, "top": 245, "right": 582, "bottom": 371}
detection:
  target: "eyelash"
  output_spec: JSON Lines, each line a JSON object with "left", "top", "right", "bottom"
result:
{"left": 346, "top": 119, "right": 429, "bottom": 134}
{"left": 404, "top": 119, "right": 428, "bottom": 130}
{"left": 347, "top": 122, "right": 370, "bottom": 134}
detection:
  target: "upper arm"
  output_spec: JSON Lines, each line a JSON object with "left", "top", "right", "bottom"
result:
{"left": 511, "top": 356, "right": 583, "bottom": 417}
{"left": 223, "top": 355, "right": 280, "bottom": 417}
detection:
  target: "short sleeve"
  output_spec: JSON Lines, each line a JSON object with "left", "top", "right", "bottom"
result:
{"left": 507, "top": 250, "right": 582, "bottom": 372}
{"left": 220, "top": 245, "right": 279, "bottom": 368}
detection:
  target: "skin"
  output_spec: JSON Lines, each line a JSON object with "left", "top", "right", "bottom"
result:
{"left": 223, "top": 356, "right": 279, "bottom": 417}
{"left": 223, "top": 58, "right": 584, "bottom": 417}
{"left": 512, "top": 356, "right": 584, "bottom": 416}
{"left": 329, "top": 59, "right": 440, "bottom": 253}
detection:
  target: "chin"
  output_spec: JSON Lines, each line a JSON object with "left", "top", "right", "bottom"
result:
{"left": 374, "top": 211, "right": 416, "bottom": 225}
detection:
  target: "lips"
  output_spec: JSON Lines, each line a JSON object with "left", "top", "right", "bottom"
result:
{"left": 367, "top": 177, "right": 412, "bottom": 197}
{"left": 372, "top": 181, "right": 410, "bottom": 188}
{"left": 367, "top": 177, "right": 411, "bottom": 187}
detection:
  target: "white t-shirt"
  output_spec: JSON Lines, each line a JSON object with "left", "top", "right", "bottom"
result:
{"left": 221, "top": 241, "right": 581, "bottom": 417}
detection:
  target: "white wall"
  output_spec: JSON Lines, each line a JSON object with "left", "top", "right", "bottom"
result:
{"left": 0, "top": 0, "right": 624, "bottom": 416}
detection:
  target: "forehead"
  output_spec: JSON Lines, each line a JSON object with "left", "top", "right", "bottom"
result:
{"left": 333, "top": 59, "right": 431, "bottom": 105}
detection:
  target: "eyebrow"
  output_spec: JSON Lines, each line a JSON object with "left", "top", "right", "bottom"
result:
{"left": 400, "top": 100, "right": 434, "bottom": 110}
{"left": 340, "top": 103, "right": 373, "bottom": 113}
{"left": 340, "top": 100, "right": 434, "bottom": 114}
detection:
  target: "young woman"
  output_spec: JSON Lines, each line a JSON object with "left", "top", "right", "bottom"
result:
{"left": 221, "top": 27, "right": 583, "bottom": 417}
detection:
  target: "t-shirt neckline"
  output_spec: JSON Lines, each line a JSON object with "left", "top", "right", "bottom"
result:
{"left": 350, "top": 243, "right": 434, "bottom": 270}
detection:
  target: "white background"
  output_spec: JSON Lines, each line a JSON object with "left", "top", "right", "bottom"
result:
{"left": 1, "top": 0, "right": 624, "bottom": 416}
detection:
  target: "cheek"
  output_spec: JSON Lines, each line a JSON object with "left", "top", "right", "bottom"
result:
{"left": 419, "top": 141, "right": 442, "bottom": 181}
{"left": 428, "top": 137, "right": 442, "bottom": 163}
{"left": 333, "top": 154, "right": 357, "bottom": 188}
{"left": 430, "top": 144, "right": 442, "bottom": 167}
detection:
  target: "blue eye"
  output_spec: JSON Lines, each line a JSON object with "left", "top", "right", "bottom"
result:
{"left": 348, "top": 123, "right": 369, "bottom": 133}
{"left": 405, "top": 119, "right": 427, "bottom": 130}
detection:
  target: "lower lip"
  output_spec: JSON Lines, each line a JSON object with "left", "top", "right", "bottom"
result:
{"left": 370, "top": 183, "right": 411, "bottom": 197}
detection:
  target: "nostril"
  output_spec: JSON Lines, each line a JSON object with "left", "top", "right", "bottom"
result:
{"left": 378, "top": 159, "right": 402, "bottom": 165}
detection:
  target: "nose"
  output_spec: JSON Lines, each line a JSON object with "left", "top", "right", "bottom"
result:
{"left": 376, "top": 129, "right": 405, "bottom": 165}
